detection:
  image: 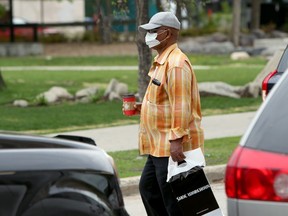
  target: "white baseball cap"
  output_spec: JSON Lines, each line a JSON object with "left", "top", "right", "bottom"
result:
{"left": 138, "top": 11, "right": 180, "bottom": 32}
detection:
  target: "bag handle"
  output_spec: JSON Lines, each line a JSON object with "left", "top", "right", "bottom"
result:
{"left": 166, "top": 148, "right": 206, "bottom": 182}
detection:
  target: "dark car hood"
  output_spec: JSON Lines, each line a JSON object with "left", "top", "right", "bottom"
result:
{"left": 0, "top": 132, "right": 114, "bottom": 174}
{"left": 0, "top": 132, "right": 97, "bottom": 149}
{"left": 0, "top": 149, "right": 114, "bottom": 174}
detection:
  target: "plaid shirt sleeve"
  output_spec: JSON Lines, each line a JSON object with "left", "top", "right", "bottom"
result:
{"left": 167, "top": 61, "right": 193, "bottom": 142}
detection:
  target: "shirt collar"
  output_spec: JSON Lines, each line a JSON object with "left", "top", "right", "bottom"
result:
{"left": 148, "top": 43, "right": 178, "bottom": 77}
{"left": 154, "top": 43, "right": 178, "bottom": 65}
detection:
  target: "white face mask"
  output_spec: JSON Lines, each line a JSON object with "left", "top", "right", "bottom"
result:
{"left": 145, "top": 32, "right": 160, "bottom": 48}
{"left": 145, "top": 30, "right": 167, "bottom": 48}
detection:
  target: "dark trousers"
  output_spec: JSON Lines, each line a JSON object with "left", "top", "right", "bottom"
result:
{"left": 139, "top": 155, "right": 182, "bottom": 216}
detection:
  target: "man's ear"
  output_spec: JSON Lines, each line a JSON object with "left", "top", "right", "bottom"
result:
{"left": 166, "top": 29, "right": 172, "bottom": 38}
{"left": 169, "top": 28, "right": 179, "bottom": 41}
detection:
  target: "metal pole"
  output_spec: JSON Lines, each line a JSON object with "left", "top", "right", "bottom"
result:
{"left": 8, "top": 0, "right": 14, "bottom": 42}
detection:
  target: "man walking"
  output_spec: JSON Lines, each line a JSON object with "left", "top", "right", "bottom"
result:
{"left": 136, "top": 11, "right": 204, "bottom": 216}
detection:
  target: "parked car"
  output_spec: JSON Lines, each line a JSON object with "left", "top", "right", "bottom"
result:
{"left": 0, "top": 17, "right": 59, "bottom": 41}
{"left": 0, "top": 132, "right": 129, "bottom": 216}
{"left": 225, "top": 69, "right": 288, "bottom": 216}
{"left": 262, "top": 45, "right": 288, "bottom": 100}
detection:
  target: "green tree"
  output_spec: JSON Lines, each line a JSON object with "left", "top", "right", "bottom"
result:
{"left": 231, "top": 0, "right": 241, "bottom": 46}
{"left": 135, "top": 0, "right": 152, "bottom": 100}
{"left": 0, "top": 4, "right": 6, "bottom": 89}
{"left": 251, "top": 0, "right": 261, "bottom": 30}
{"left": 0, "top": 71, "right": 6, "bottom": 91}
{"left": 0, "top": 3, "right": 5, "bottom": 17}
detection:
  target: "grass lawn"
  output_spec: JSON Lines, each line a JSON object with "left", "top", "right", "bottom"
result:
{"left": 0, "top": 55, "right": 138, "bottom": 67}
{"left": 0, "top": 70, "right": 138, "bottom": 104}
{"left": 0, "top": 54, "right": 265, "bottom": 178}
{"left": 0, "top": 96, "right": 261, "bottom": 133}
{"left": 0, "top": 53, "right": 266, "bottom": 66}
{"left": 0, "top": 53, "right": 266, "bottom": 133}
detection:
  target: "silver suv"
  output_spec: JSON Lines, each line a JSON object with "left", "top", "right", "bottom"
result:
{"left": 225, "top": 69, "right": 288, "bottom": 216}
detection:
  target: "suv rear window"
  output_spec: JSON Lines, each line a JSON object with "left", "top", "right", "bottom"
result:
{"left": 244, "top": 73, "right": 288, "bottom": 154}
{"left": 277, "top": 46, "right": 288, "bottom": 73}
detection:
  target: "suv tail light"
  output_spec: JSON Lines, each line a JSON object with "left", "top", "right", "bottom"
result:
{"left": 225, "top": 146, "right": 288, "bottom": 202}
{"left": 262, "top": 70, "right": 277, "bottom": 100}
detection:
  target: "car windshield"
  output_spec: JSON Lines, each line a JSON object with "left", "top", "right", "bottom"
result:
{"left": 243, "top": 72, "right": 288, "bottom": 154}
{"left": 277, "top": 47, "right": 288, "bottom": 73}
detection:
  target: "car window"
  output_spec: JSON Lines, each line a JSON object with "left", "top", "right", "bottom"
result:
{"left": 244, "top": 72, "right": 288, "bottom": 154}
{"left": 277, "top": 47, "right": 288, "bottom": 73}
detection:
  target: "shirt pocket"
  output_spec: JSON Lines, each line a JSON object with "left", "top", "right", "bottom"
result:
{"left": 146, "top": 79, "right": 167, "bottom": 104}
{"left": 145, "top": 101, "right": 171, "bottom": 132}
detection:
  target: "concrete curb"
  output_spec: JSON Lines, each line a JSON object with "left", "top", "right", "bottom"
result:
{"left": 120, "top": 164, "right": 226, "bottom": 196}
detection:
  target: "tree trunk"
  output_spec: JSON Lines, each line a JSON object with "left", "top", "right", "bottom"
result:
{"left": 135, "top": 0, "right": 151, "bottom": 101}
{"left": 0, "top": 70, "right": 6, "bottom": 90}
{"left": 183, "top": 0, "right": 194, "bottom": 28}
{"left": 251, "top": 0, "right": 261, "bottom": 31}
{"left": 231, "top": 0, "right": 241, "bottom": 47}
{"left": 96, "top": 0, "right": 112, "bottom": 44}
{"left": 175, "top": 0, "right": 182, "bottom": 23}
{"left": 156, "top": 0, "right": 163, "bottom": 11}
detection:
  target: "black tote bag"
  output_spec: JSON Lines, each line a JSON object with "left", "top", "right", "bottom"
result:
{"left": 167, "top": 149, "right": 223, "bottom": 216}
{"left": 169, "top": 166, "right": 223, "bottom": 215}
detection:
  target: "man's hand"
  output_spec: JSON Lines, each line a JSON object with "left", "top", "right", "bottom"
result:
{"left": 122, "top": 102, "right": 142, "bottom": 115}
{"left": 133, "top": 102, "right": 142, "bottom": 115}
{"left": 170, "top": 138, "right": 186, "bottom": 162}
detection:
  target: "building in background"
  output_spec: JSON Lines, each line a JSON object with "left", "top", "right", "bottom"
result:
{"left": 84, "top": 0, "right": 157, "bottom": 33}
{"left": 0, "top": 0, "right": 85, "bottom": 37}
{"left": 1, "top": 0, "right": 288, "bottom": 40}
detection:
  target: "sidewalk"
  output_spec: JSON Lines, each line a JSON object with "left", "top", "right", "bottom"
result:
{"left": 48, "top": 111, "right": 256, "bottom": 195}
{"left": 48, "top": 111, "right": 256, "bottom": 152}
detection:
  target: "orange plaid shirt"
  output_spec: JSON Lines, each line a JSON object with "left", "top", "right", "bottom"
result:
{"left": 139, "top": 44, "right": 204, "bottom": 157}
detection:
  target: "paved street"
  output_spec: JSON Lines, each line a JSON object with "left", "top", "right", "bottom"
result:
{"left": 124, "top": 182, "right": 227, "bottom": 216}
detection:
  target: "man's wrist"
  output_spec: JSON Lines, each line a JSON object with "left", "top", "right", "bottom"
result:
{"left": 169, "top": 137, "right": 183, "bottom": 145}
